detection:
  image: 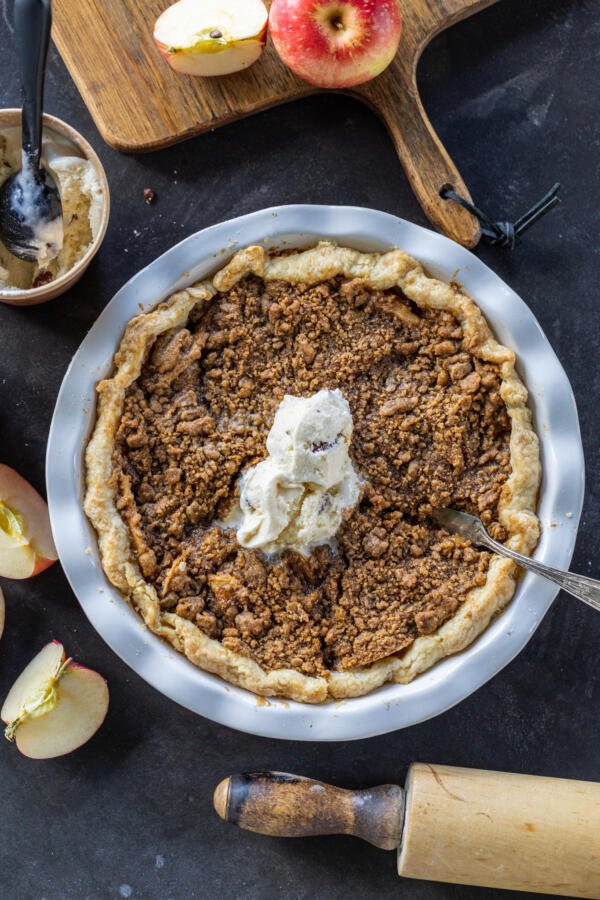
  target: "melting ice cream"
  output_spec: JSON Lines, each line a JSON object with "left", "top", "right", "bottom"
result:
{"left": 230, "top": 389, "right": 361, "bottom": 556}
{"left": 0, "top": 127, "right": 103, "bottom": 292}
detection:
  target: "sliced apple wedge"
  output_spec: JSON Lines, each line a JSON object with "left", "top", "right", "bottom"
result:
{"left": 2, "top": 641, "right": 65, "bottom": 726}
{"left": 2, "top": 641, "right": 109, "bottom": 759}
{"left": 154, "top": 0, "right": 268, "bottom": 76}
{"left": 0, "top": 464, "right": 57, "bottom": 579}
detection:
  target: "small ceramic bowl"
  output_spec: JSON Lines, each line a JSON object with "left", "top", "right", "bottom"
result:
{"left": 0, "top": 109, "right": 110, "bottom": 307}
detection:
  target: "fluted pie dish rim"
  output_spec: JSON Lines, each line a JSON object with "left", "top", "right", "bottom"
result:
{"left": 83, "top": 242, "right": 540, "bottom": 703}
{"left": 46, "top": 205, "right": 584, "bottom": 740}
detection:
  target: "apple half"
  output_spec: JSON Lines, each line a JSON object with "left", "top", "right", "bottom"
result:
{"left": 154, "top": 0, "right": 269, "bottom": 76}
{"left": 0, "top": 464, "right": 57, "bottom": 579}
{"left": 2, "top": 641, "right": 109, "bottom": 759}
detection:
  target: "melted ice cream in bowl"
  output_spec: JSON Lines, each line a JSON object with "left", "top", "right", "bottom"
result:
{"left": 0, "top": 110, "right": 109, "bottom": 306}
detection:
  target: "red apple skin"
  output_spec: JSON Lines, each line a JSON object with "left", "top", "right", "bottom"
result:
{"left": 269, "top": 0, "right": 402, "bottom": 89}
{"left": 155, "top": 38, "right": 171, "bottom": 63}
{"left": 31, "top": 558, "right": 55, "bottom": 576}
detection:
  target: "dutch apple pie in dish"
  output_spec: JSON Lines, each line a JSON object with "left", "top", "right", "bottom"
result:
{"left": 85, "top": 243, "right": 540, "bottom": 703}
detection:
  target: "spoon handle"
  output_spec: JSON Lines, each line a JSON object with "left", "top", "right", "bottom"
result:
{"left": 480, "top": 533, "right": 600, "bottom": 613}
{"left": 14, "top": 0, "right": 52, "bottom": 170}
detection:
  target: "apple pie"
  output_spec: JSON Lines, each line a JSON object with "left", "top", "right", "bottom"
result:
{"left": 85, "top": 243, "right": 540, "bottom": 703}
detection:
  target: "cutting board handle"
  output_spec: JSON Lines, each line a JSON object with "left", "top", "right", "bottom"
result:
{"left": 215, "top": 765, "right": 600, "bottom": 897}
{"left": 366, "top": 88, "right": 479, "bottom": 248}
{"left": 213, "top": 771, "right": 404, "bottom": 850}
{"left": 355, "top": 74, "right": 481, "bottom": 248}
{"left": 351, "top": 0, "right": 500, "bottom": 248}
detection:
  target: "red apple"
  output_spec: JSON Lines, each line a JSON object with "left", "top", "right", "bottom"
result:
{"left": 1, "top": 641, "right": 109, "bottom": 759}
{"left": 0, "top": 464, "right": 57, "bottom": 579}
{"left": 269, "top": 0, "right": 402, "bottom": 88}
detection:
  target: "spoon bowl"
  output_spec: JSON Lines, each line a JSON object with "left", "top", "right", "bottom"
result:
{"left": 0, "top": 162, "right": 62, "bottom": 263}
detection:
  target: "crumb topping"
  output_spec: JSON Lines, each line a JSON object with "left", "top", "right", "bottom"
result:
{"left": 112, "top": 274, "right": 511, "bottom": 675}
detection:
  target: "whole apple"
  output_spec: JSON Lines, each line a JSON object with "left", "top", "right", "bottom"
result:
{"left": 269, "top": 0, "right": 402, "bottom": 89}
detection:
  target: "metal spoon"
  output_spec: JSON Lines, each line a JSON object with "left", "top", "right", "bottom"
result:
{"left": 0, "top": 0, "right": 63, "bottom": 264}
{"left": 432, "top": 507, "right": 600, "bottom": 613}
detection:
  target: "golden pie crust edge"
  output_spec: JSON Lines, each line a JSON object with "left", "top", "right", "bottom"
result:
{"left": 84, "top": 243, "right": 541, "bottom": 704}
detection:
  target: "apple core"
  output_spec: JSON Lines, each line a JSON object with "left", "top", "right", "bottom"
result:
{"left": 3, "top": 660, "right": 68, "bottom": 741}
{"left": 315, "top": 3, "right": 364, "bottom": 51}
{"left": 0, "top": 500, "right": 26, "bottom": 544}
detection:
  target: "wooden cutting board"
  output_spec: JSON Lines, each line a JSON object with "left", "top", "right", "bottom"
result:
{"left": 52, "top": 0, "right": 498, "bottom": 247}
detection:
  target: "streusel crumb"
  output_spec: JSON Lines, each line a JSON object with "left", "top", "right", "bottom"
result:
{"left": 112, "top": 275, "right": 510, "bottom": 675}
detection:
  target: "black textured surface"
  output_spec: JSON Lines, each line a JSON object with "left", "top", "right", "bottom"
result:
{"left": 1, "top": 1, "right": 599, "bottom": 898}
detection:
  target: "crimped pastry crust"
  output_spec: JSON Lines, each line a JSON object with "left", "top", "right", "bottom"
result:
{"left": 84, "top": 244, "right": 540, "bottom": 703}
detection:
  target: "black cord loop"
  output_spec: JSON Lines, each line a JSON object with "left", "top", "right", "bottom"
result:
{"left": 441, "top": 183, "right": 561, "bottom": 249}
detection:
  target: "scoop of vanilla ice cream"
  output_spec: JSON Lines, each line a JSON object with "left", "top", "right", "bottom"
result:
{"left": 266, "top": 391, "right": 354, "bottom": 488}
{"left": 237, "top": 461, "right": 303, "bottom": 549}
{"left": 233, "top": 389, "right": 360, "bottom": 556}
{"left": 0, "top": 127, "right": 103, "bottom": 292}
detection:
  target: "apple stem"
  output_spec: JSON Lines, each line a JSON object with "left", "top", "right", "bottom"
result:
{"left": 5, "top": 720, "right": 20, "bottom": 742}
{"left": 4, "top": 656, "right": 73, "bottom": 742}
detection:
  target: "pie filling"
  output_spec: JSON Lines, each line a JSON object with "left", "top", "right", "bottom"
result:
{"left": 112, "top": 274, "right": 511, "bottom": 677}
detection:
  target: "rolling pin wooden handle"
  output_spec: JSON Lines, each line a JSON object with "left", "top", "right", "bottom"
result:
{"left": 213, "top": 772, "right": 404, "bottom": 851}
{"left": 214, "top": 766, "right": 600, "bottom": 898}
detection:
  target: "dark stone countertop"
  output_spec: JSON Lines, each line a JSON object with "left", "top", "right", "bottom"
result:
{"left": 0, "top": 1, "right": 598, "bottom": 898}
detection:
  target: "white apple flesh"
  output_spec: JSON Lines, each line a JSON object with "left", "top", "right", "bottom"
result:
{"left": 154, "top": 0, "right": 268, "bottom": 76}
{"left": 2, "top": 640, "right": 65, "bottom": 725}
{"left": 1, "top": 641, "right": 109, "bottom": 759}
{"left": 0, "top": 464, "right": 57, "bottom": 579}
{"left": 269, "top": 0, "right": 402, "bottom": 88}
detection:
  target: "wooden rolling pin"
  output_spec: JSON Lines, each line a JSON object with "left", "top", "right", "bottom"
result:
{"left": 214, "top": 765, "right": 600, "bottom": 897}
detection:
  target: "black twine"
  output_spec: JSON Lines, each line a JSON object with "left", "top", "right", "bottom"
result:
{"left": 441, "top": 183, "right": 561, "bottom": 249}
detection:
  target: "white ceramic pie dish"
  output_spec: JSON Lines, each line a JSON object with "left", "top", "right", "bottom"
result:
{"left": 46, "top": 205, "right": 584, "bottom": 741}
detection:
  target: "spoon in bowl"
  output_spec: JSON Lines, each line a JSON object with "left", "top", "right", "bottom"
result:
{"left": 432, "top": 507, "right": 600, "bottom": 612}
{"left": 0, "top": 0, "right": 63, "bottom": 265}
